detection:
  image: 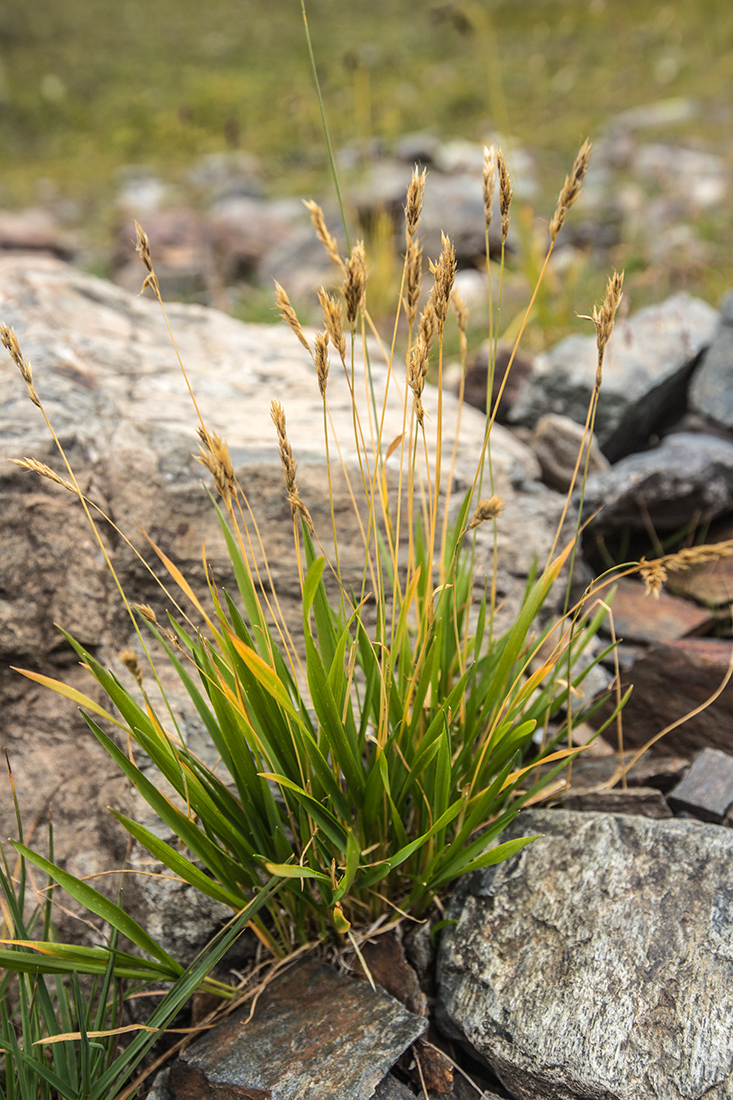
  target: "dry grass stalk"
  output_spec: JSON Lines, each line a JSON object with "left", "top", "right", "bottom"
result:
{"left": 466, "top": 495, "right": 505, "bottom": 531}
{"left": 274, "top": 281, "right": 310, "bottom": 354}
{"left": 497, "top": 150, "right": 513, "bottom": 242}
{"left": 417, "top": 297, "right": 437, "bottom": 354}
{"left": 428, "top": 232, "right": 457, "bottom": 329}
{"left": 592, "top": 270, "right": 624, "bottom": 357}
{"left": 482, "top": 144, "right": 496, "bottom": 227}
{"left": 344, "top": 241, "right": 367, "bottom": 326}
{"left": 451, "top": 288, "right": 469, "bottom": 337}
{"left": 118, "top": 648, "right": 143, "bottom": 686}
{"left": 195, "top": 428, "right": 236, "bottom": 507}
{"left": 405, "top": 166, "right": 427, "bottom": 239}
{"left": 407, "top": 336, "right": 430, "bottom": 426}
{"left": 548, "top": 138, "right": 592, "bottom": 244}
{"left": 314, "top": 331, "right": 330, "bottom": 398}
{"left": 271, "top": 400, "right": 315, "bottom": 532}
{"left": 134, "top": 221, "right": 161, "bottom": 296}
{"left": 303, "top": 200, "right": 345, "bottom": 274}
{"left": 317, "top": 288, "right": 346, "bottom": 365}
{"left": 1, "top": 324, "right": 41, "bottom": 408}
{"left": 11, "top": 457, "right": 75, "bottom": 493}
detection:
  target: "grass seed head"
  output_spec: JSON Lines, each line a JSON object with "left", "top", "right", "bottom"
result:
{"left": 196, "top": 427, "right": 236, "bottom": 506}
{"left": 482, "top": 144, "right": 496, "bottom": 228}
{"left": 274, "top": 281, "right": 310, "bottom": 354}
{"left": 467, "top": 496, "right": 505, "bottom": 531}
{"left": 497, "top": 150, "right": 513, "bottom": 241}
{"left": 344, "top": 241, "right": 367, "bottom": 326}
{"left": 428, "top": 232, "right": 457, "bottom": 329}
{"left": 405, "top": 166, "right": 427, "bottom": 239}
{"left": 11, "top": 457, "right": 75, "bottom": 492}
{"left": 317, "top": 287, "right": 346, "bottom": 366}
{"left": 405, "top": 237, "right": 423, "bottom": 329}
{"left": 640, "top": 561, "right": 667, "bottom": 599}
{"left": 118, "top": 648, "right": 144, "bottom": 686}
{"left": 271, "top": 400, "right": 314, "bottom": 532}
{"left": 303, "top": 200, "right": 345, "bottom": 273}
{"left": 1, "top": 324, "right": 41, "bottom": 407}
{"left": 314, "top": 331, "right": 330, "bottom": 398}
{"left": 549, "top": 138, "right": 592, "bottom": 244}
{"left": 135, "top": 604, "right": 158, "bottom": 624}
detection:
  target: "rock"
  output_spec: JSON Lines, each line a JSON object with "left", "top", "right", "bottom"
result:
{"left": 634, "top": 143, "right": 728, "bottom": 212}
{"left": 0, "top": 254, "right": 567, "bottom": 938}
{"left": 666, "top": 747, "right": 733, "bottom": 823}
{"left": 437, "top": 808, "right": 733, "bottom": 1100}
{"left": 558, "top": 750, "right": 688, "bottom": 793}
{"left": 172, "top": 957, "right": 427, "bottom": 1100}
{"left": 188, "top": 151, "right": 263, "bottom": 203}
{"left": 557, "top": 785, "right": 673, "bottom": 819}
{"left": 590, "top": 637, "right": 733, "bottom": 758}
{"left": 530, "top": 413, "right": 609, "bottom": 493}
{"left": 580, "top": 431, "right": 733, "bottom": 533}
{"left": 208, "top": 197, "right": 302, "bottom": 282}
{"left": 508, "top": 293, "right": 719, "bottom": 461}
{"left": 461, "top": 344, "right": 533, "bottom": 421}
{"left": 0, "top": 207, "right": 74, "bottom": 260}
{"left": 666, "top": 522, "right": 733, "bottom": 607}
{"left": 690, "top": 290, "right": 733, "bottom": 431}
{"left": 602, "top": 576, "right": 712, "bottom": 643}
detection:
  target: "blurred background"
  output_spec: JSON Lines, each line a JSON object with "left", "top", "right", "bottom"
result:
{"left": 0, "top": 0, "right": 731, "bottom": 345}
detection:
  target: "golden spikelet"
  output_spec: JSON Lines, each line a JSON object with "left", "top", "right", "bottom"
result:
{"left": 405, "top": 166, "right": 427, "bottom": 239}
{"left": 134, "top": 221, "right": 161, "bottom": 296}
{"left": 118, "top": 648, "right": 143, "bottom": 686}
{"left": 417, "top": 297, "right": 437, "bottom": 352}
{"left": 592, "top": 270, "right": 624, "bottom": 357}
{"left": 10, "top": 457, "right": 75, "bottom": 493}
{"left": 274, "top": 281, "right": 310, "bottom": 354}
{"left": 317, "top": 287, "right": 346, "bottom": 366}
{"left": 482, "top": 144, "right": 496, "bottom": 228}
{"left": 404, "top": 237, "right": 423, "bottom": 329}
{"left": 344, "top": 241, "right": 367, "bottom": 326}
{"left": 1, "top": 324, "right": 41, "bottom": 408}
{"left": 135, "top": 604, "right": 158, "bottom": 624}
{"left": 303, "top": 200, "right": 345, "bottom": 273}
{"left": 466, "top": 496, "right": 505, "bottom": 531}
{"left": 271, "top": 400, "right": 315, "bottom": 532}
{"left": 639, "top": 540, "right": 733, "bottom": 598}
{"left": 497, "top": 150, "right": 513, "bottom": 241}
{"left": 548, "top": 138, "right": 592, "bottom": 244}
{"left": 428, "top": 232, "right": 457, "bottom": 329}
{"left": 314, "top": 331, "right": 330, "bottom": 398}
{"left": 640, "top": 562, "right": 667, "bottom": 599}
{"left": 451, "top": 288, "right": 469, "bottom": 336}
{"left": 195, "top": 427, "right": 236, "bottom": 506}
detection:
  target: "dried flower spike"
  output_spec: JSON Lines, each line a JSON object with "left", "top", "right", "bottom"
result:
{"left": 303, "top": 200, "right": 345, "bottom": 273}
{"left": 482, "top": 144, "right": 496, "bottom": 228}
{"left": 344, "top": 241, "right": 367, "bottom": 326}
{"left": 195, "top": 427, "right": 235, "bottom": 506}
{"left": 404, "top": 237, "right": 423, "bottom": 329}
{"left": 1, "top": 323, "right": 41, "bottom": 407}
{"left": 497, "top": 150, "right": 513, "bottom": 241}
{"left": 314, "top": 331, "right": 330, "bottom": 398}
{"left": 274, "top": 281, "right": 310, "bottom": 354}
{"left": 11, "top": 457, "right": 75, "bottom": 492}
{"left": 135, "top": 604, "right": 158, "bottom": 624}
{"left": 317, "top": 287, "right": 346, "bottom": 366}
{"left": 549, "top": 138, "right": 592, "bottom": 244}
{"left": 640, "top": 561, "right": 667, "bottom": 599}
{"left": 271, "top": 400, "right": 315, "bottom": 532}
{"left": 118, "top": 648, "right": 144, "bottom": 686}
{"left": 405, "top": 166, "right": 427, "bottom": 239}
{"left": 428, "top": 233, "right": 457, "bottom": 329}
{"left": 466, "top": 496, "right": 505, "bottom": 531}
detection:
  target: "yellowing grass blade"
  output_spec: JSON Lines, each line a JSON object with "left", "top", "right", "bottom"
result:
{"left": 11, "top": 669, "right": 123, "bottom": 727}
{"left": 500, "top": 744, "right": 587, "bottom": 792}
{"left": 138, "top": 526, "right": 215, "bottom": 630}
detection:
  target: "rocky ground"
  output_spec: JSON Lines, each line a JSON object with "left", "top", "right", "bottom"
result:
{"left": 2, "top": 121, "right": 733, "bottom": 1099}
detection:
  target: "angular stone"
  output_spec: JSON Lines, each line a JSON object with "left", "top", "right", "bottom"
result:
{"left": 559, "top": 750, "right": 688, "bottom": 793}
{"left": 580, "top": 431, "right": 733, "bottom": 533}
{"left": 590, "top": 637, "right": 733, "bottom": 757}
{"left": 176, "top": 958, "right": 427, "bottom": 1100}
{"left": 558, "top": 785, "right": 673, "bottom": 819}
{"left": 667, "top": 747, "right": 733, "bottom": 822}
{"left": 437, "top": 809, "right": 733, "bottom": 1100}
{"left": 603, "top": 576, "right": 712, "bottom": 643}
{"left": 530, "top": 413, "right": 609, "bottom": 493}
{"left": 508, "top": 293, "right": 719, "bottom": 461}
{"left": 691, "top": 296, "right": 733, "bottom": 432}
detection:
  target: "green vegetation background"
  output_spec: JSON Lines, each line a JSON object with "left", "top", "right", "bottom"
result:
{"left": 1, "top": 0, "right": 732, "bottom": 311}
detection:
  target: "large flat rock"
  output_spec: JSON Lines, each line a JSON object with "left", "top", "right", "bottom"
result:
{"left": 437, "top": 809, "right": 733, "bottom": 1100}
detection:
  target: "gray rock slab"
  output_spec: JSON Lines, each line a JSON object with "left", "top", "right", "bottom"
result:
{"left": 437, "top": 809, "right": 733, "bottom": 1100}
{"left": 579, "top": 430, "right": 733, "bottom": 532}
{"left": 508, "top": 293, "right": 718, "bottom": 461}
{"left": 690, "top": 294, "right": 733, "bottom": 430}
{"left": 557, "top": 785, "right": 673, "bottom": 819}
{"left": 177, "top": 957, "right": 427, "bottom": 1100}
{"left": 667, "top": 747, "right": 733, "bottom": 823}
